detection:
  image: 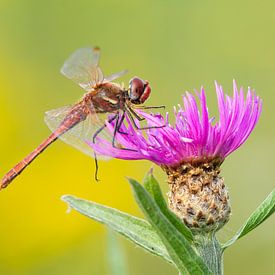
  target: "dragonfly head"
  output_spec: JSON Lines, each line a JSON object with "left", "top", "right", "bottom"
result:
{"left": 128, "top": 77, "right": 151, "bottom": 104}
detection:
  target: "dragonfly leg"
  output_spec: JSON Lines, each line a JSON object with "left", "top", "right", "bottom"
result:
{"left": 126, "top": 108, "right": 167, "bottom": 130}
{"left": 92, "top": 114, "right": 117, "bottom": 143}
{"left": 112, "top": 112, "right": 137, "bottom": 152}
{"left": 136, "top": 105, "right": 165, "bottom": 110}
{"left": 112, "top": 114, "right": 120, "bottom": 147}
{"left": 92, "top": 114, "right": 117, "bottom": 181}
{"left": 92, "top": 113, "right": 138, "bottom": 181}
{"left": 93, "top": 152, "right": 100, "bottom": 182}
{"left": 108, "top": 110, "right": 138, "bottom": 152}
{"left": 116, "top": 111, "right": 128, "bottom": 135}
{"left": 128, "top": 107, "right": 145, "bottom": 121}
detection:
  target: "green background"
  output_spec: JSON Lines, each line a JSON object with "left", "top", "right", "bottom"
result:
{"left": 0, "top": 1, "right": 274, "bottom": 274}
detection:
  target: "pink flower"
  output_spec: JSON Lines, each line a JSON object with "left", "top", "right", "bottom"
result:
{"left": 88, "top": 81, "right": 262, "bottom": 167}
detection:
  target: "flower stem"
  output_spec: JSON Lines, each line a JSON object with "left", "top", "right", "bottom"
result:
{"left": 193, "top": 233, "right": 223, "bottom": 275}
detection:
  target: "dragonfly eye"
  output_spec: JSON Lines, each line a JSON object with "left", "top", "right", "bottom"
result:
{"left": 129, "top": 77, "right": 151, "bottom": 104}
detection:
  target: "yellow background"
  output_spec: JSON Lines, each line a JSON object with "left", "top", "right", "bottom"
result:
{"left": 0, "top": 1, "right": 274, "bottom": 274}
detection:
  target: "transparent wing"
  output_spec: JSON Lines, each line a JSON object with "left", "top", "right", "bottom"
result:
{"left": 61, "top": 47, "right": 104, "bottom": 91}
{"left": 104, "top": 69, "right": 128, "bottom": 82}
{"left": 44, "top": 105, "right": 114, "bottom": 160}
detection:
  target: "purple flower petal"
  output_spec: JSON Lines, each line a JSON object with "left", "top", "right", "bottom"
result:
{"left": 88, "top": 81, "right": 262, "bottom": 167}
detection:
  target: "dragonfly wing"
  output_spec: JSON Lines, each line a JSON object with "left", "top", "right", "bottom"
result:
{"left": 104, "top": 69, "right": 128, "bottom": 82}
{"left": 61, "top": 47, "right": 104, "bottom": 91}
{"left": 44, "top": 105, "right": 113, "bottom": 160}
{"left": 44, "top": 105, "right": 72, "bottom": 131}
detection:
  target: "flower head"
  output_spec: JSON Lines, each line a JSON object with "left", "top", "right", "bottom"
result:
{"left": 90, "top": 80, "right": 262, "bottom": 167}
{"left": 88, "top": 80, "right": 262, "bottom": 233}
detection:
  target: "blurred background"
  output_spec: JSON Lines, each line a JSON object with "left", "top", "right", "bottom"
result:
{"left": 0, "top": 0, "right": 274, "bottom": 274}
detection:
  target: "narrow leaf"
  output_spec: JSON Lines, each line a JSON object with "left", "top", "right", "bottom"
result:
{"left": 61, "top": 195, "right": 171, "bottom": 263}
{"left": 107, "top": 230, "right": 128, "bottom": 275}
{"left": 143, "top": 169, "right": 193, "bottom": 242}
{"left": 128, "top": 178, "right": 211, "bottom": 275}
{"left": 223, "top": 189, "right": 275, "bottom": 249}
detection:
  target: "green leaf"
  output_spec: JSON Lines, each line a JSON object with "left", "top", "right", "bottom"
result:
{"left": 128, "top": 178, "right": 211, "bottom": 275}
{"left": 107, "top": 230, "right": 128, "bottom": 275}
{"left": 61, "top": 195, "right": 172, "bottom": 263}
{"left": 143, "top": 169, "right": 193, "bottom": 242}
{"left": 223, "top": 189, "right": 275, "bottom": 249}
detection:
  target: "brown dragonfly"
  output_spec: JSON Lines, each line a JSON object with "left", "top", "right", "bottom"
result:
{"left": 0, "top": 47, "right": 164, "bottom": 190}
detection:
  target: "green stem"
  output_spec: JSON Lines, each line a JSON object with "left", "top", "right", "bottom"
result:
{"left": 193, "top": 233, "right": 223, "bottom": 275}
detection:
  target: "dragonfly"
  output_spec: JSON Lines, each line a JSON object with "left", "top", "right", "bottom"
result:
{"left": 0, "top": 47, "right": 165, "bottom": 190}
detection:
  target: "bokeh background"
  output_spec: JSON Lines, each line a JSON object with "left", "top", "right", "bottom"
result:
{"left": 0, "top": 1, "right": 274, "bottom": 274}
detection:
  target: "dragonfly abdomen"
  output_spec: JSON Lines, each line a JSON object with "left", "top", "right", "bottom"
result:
{"left": 0, "top": 133, "right": 58, "bottom": 189}
{"left": 0, "top": 107, "right": 87, "bottom": 190}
